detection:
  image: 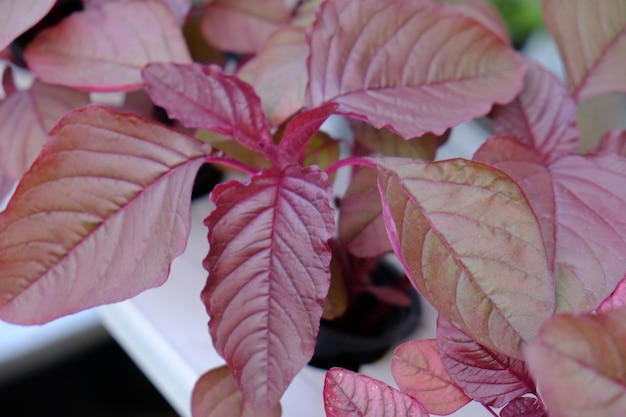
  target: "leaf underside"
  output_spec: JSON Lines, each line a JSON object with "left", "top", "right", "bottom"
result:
{"left": 0, "top": 0, "right": 56, "bottom": 51}
{"left": 324, "top": 368, "right": 428, "bottom": 417}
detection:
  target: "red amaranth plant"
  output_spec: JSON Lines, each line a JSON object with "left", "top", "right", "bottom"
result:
{"left": 0, "top": 1, "right": 625, "bottom": 416}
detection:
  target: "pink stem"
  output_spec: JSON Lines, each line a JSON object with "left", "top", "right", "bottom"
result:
{"left": 326, "top": 156, "right": 376, "bottom": 176}
{"left": 483, "top": 404, "right": 499, "bottom": 417}
{"left": 205, "top": 155, "right": 257, "bottom": 176}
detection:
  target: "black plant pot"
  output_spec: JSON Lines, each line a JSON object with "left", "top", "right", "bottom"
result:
{"left": 309, "top": 261, "right": 421, "bottom": 372}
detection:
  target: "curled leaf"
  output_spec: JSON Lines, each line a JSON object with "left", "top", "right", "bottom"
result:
{"left": 500, "top": 397, "right": 546, "bottom": 417}
{"left": 391, "top": 339, "right": 471, "bottom": 415}
{"left": 0, "top": 105, "right": 209, "bottom": 324}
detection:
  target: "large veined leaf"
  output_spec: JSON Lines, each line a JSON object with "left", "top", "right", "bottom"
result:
{"left": 338, "top": 167, "right": 391, "bottom": 258}
{"left": 436, "top": 316, "right": 534, "bottom": 407}
{"left": 238, "top": 27, "right": 309, "bottom": 126}
{"left": 391, "top": 339, "right": 471, "bottom": 415}
{"left": 543, "top": 0, "right": 626, "bottom": 101}
{"left": 143, "top": 63, "right": 277, "bottom": 162}
{"left": 201, "top": 0, "right": 298, "bottom": 54}
{"left": 0, "top": 75, "right": 90, "bottom": 179}
{"left": 372, "top": 156, "right": 554, "bottom": 358}
{"left": 450, "top": 0, "right": 511, "bottom": 44}
{"left": 202, "top": 164, "right": 334, "bottom": 409}
{"left": 191, "top": 365, "right": 281, "bottom": 417}
{"left": 305, "top": 0, "right": 525, "bottom": 138}
{"left": 0, "top": 0, "right": 56, "bottom": 51}
{"left": 474, "top": 136, "right": 626, "bottom": 312}
{"left": 324, "top": 368, "right": 428, "bottom": 417}
{"left": 525, "top": 307, "right": 626, "bottom": 417}
{"left": 491, "top": 60, "right": 579, "bottom": 163}
{"left": 0, "top": 105, "right": 209, "bottom": 324}
{"left": 24, "top": 0, "right": 191, "bottom": 92}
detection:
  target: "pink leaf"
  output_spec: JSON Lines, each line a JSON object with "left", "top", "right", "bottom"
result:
{"left": 500, "top": 397, "right": 546, "bottom": 417}
{"left": 83, "top": 0, "right": 192, "bottom": 24}
{"left": 201, "top": 0, "right": 297, "bottom": 54}
{"left": 373, "top": 156, "right": 554, "bottom": 358}
{"left": 278, "top": 102, "right": 338, "bottom": 163}
{"left": 0, "top": 79, "right": 90, "bottom": 179}
{"left": 525, "top": 307, "right": 626, "bottom": 417}
{"left": 339, "top": 167, "right": 391, "bottom": 258}
{"left": 306, "top": 0, "right": 525, "bottom": 138}
{"left": 24, "top": 0, "right": 191, "bottom": 92}
{"left": 391, "top": 339, "right": 471, "bottom": 415}
{"left": 324, "top": 368, "right": 428, "bottom": 417}
{"left": 475, "top": 137, "right": 626, "bottom": 312}
{"left": 238, "top": 27, "right": 309, "bottom": 126}
{"left": 491, "top": 60, "right": 579, "bottom": 163}
{"left": 437, "top": 316, "right": 534, "bottom": 407}
{"left": 202, "top": 165, "right": 334, "bottom": 409}
{"left": 543, "top": 0, "right": 626, "bottom": 101}
{"left": 143, "top": 63, "right": 277, "bottom": 161}
{"left": 593, "top": 129, "right": 626, "bottom": 156}
{"left": 0, "top": 0, "right": 56, "bottom": 51}
{"left": 0, "top": 105, "right": 209, "bottom": 324}
{"left": 191, "top": 365, "right": 281, "bottom": 417}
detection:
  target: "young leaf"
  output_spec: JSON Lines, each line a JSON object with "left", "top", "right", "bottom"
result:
{"left": 0, "top": 0, "right": 56, "bottom": 51}
{"left": 437, "top": 316, "right": 534, "bottom": 407}
{"left": 278, "top": 102, "right": 338, "bottom": 163}
{"left": 324, "top": 368, "right": 428, "bottom": 417}
{"left": 391, "top": 339, "right": 471, "bottom": 415}
{"left": 491, "top": 60, "right": 579, "bottom": 163}
{"left": 201, "top": 0, "right": 297, "bottom": 54}
{"left": 238, "top": 27, "right": 309, "bottom": 126}
{"left": 24, "top": 0, "right": 191, "bottom": 92}
{"left": 373, "top": 156, "right": 554, "bottom": 358}
{"left": 0, "top": 79, "right": 90, "bottom": 179}
{"left": 475, "top": 137, "right": 626, "bottom": 312}
{"left": 306, "top": 0, "right": 525, "bottom": 138}
{"left": 525, "top": 307, "right": 626, "bottom": 417}
{"left": 499, "top": 397, "right": 546, "bottom": 417}
{"left": 191, "top": 365, "right": 281, "bottom": 417}
{"left": 542, "top": 0, "right": 626, "bottom": 101}
{"left": 202, "top": 165, "right": 334, "bottom": 409}
{"left": 339, "top": 167, "right": 391, "bottom": 258}
{"left": 143, "top": 63, "right": 277, "bottom": 162}
{"left": 0, "top": 105, "right": 209, "bottom": 324}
